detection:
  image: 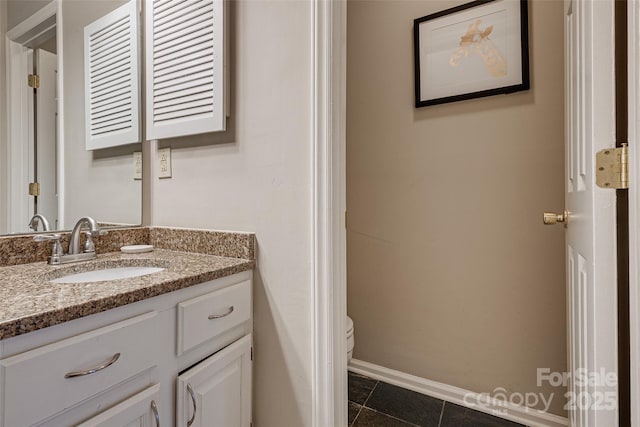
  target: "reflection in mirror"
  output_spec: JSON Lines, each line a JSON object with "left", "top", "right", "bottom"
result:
{"left": 1, "top": 0, "right": 142, "bottom": 236}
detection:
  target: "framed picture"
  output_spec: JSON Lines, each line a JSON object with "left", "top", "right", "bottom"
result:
{"left": 414, "top": 0, "right": 529, "bottom": 108}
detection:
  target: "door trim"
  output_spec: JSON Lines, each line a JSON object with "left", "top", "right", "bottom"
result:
{"left": 311, "top": 0, "right": 347, "bottom": 425}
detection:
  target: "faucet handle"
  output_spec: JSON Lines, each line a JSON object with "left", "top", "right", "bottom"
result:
{"left": 87, "top": 229, "right": 108, "bottom": 237}
{"left": 34, "top": 234, "right": 64, "bottom": 263}
{"left": 34, "top": 234, "right": 61, "bottom": 242}
{"left": 83, "top": 231, "right": 96, "bottom": 253}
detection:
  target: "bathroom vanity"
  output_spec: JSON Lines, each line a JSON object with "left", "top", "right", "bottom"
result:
{"left": 0, "top": 227, "right": 255, "bottom": 427}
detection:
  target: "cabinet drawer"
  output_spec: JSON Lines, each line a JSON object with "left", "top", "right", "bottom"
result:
{"left": 1, "top": 312, "right": 159, "bottom": 427}
{"left": 178, "top": 280, "right": 251, "bottom": 354}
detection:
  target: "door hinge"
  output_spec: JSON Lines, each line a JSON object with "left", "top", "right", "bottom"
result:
{"left": 596, "top": 144, "right": 628, "bottom": 189}
{"left": 251, "top": 346, "right": 253, "bottom": 361}
{"left": 28, "top": 182, "right": 41, "bottom": 196}
{"left": 28, "top": 74, "right": 40, "bottom": 89}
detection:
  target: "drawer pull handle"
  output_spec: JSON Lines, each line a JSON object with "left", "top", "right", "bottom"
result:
{"left": 208, "top": 306, "right": 234, "bottom": 320}
{"left": 151, "top": 400, "right": 160, "bottom": 427}
{"left": 64, "top": 353, "right": 120, "bottom": 378}
{"left": 187, "top": 383, "right": 197, "bottom": 427}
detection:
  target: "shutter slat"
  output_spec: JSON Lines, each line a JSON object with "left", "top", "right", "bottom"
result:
{"left": 90, "top": 16, "right": 128, "bottom": 46}
{"left": 154, "top": 51, "right": 211, "bottom": 75}
{"left": 154, "top": 21, "right": 212, "bottom": 53}
{"left": 155, "top": 75, "right": 213, "bottom": 98}
{"left": 153, "top": 42, "right": 213, "bottom": 68}
{"left": 154, "top": 91, "right": 213, "bottom": 109}
{"left": 90, "top": 61, "right": 130, "bottom": 86}
{"left": 154, "top": 81, "right": 214, "bottom": 101}
{"left": 90, "top": 78, "right": 130, "bottom": 100}
{"left": 154, "top": 10, "right": 213, "bottom": 43}
{"left": 92, "top": 121, "right": 133, "bottom": 135}
{"left": 154, "top": 0, "right": 209, "bottom": 27}
{"left": 90, "top": 45, "right": 130, "bottom": 70}
{"left": 90, "top": 72, "right": 130, "bottom": 94}
{"left": 155, "top": 69, "right": 212, "bottom": 90}
{"left": 154, "top": 105, "right": 213, "bottom": 122}
{"left": 154, "top": 0, "right": 177, "bottom": 13}
{"left": 91, "top": 94, "right": 131, "bottom": 114}
{"left": 91, "top": 31, "right": 129, "bottom": 60}
{"left": 154, "top": 97, "right": 212, "bottom": 115}
{"left": 155, "top": 0, "right": 203, "bottom": 21}
{"left": 90, "top": 21, "right": 129, "bottom": 53}
{"left": 154, "top": 31, "right": 213, "bottom": 61}
{"left": 92, "top": 108, "right": 132, "bottom": 125}
{"left": 154, "top": 52, "right": 211, "bottom": 77}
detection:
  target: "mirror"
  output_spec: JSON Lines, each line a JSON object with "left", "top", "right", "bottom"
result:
{"left": 1, "top": 0, "right": 142, "bottom": 235}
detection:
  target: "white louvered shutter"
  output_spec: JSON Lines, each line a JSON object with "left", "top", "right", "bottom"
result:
{"left": 84, "top": 1, "right": 140, "bottom": 150}
{"left": 145, "top": 0, "right": 227, "bottom": 139}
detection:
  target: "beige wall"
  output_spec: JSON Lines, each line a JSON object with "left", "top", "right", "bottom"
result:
{"left": 347, "top": 0, "right": 567, "bottom": 416}
{"left": 150, "top": 1, "right": 313, "bottom": 426}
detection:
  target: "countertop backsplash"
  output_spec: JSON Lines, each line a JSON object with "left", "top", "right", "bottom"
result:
{"left": 0, "top": 226, "right": 255, "bottom": 267}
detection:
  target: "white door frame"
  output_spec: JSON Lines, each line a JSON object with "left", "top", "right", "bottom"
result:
{"left": 315, "top": 1, "right": 627, "bottom": 426}
{"left": 628, "top": 0, "right": 640, "bottom": 424}
{"left": 311, "top": 0, "right": 347, "bottom": 426}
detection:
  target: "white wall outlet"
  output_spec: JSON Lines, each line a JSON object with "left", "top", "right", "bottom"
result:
{"left": 158, "top": 147, "right": 172, "bottom": 179}
{"left": 133, "top": 151, "right": 142, "bottom": 180}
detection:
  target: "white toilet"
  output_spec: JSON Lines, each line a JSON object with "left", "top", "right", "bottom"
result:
{"left": 346, "top": 316, "right": 355, "bottom": 362}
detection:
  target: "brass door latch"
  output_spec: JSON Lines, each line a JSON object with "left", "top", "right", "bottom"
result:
{"left": 543, "top": 210, "right": 568, "bottom": 226}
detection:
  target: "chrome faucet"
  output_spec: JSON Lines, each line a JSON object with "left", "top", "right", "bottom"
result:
{"left": 35, "top": 216, "right": 107, "bottom": 265}
{"left": 28, "top": 214, "right": 50, "bottom": 232}
{"left": 69, "top": 216, "right": 104, "bottom": 255}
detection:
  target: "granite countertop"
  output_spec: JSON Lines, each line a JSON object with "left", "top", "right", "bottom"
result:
{"left": 0, "top": 249, "right": 254, "bottom": 340}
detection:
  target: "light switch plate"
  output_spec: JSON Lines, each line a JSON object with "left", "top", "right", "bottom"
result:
{"left": 133, "top": 151, "right": 142, "bottom": 180}
{"left": 158, "top": 147, "right": 172, "bottom": 179}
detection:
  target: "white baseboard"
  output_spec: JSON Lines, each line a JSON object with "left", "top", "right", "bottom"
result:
{"left": 348, "top": 359, "right": 568, "bottom": 427}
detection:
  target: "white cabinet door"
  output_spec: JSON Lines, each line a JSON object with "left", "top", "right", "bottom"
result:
{"left": 77, "top": 384, "right": 161, "bottom": 427}
{"left": 83, "top": 0, "right": 140, "bottom": 150}
{"left": 177, "top": 335, "right": 252, "bottom": 427}
{"left": 145, "top": 0, "right": 228, "bottom": 139}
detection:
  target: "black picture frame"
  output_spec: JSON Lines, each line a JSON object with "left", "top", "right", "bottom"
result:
{"left": 414, "top": 0, "right": 529, "bottom": 108}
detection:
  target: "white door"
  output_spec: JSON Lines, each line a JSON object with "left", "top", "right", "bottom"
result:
{"left": 6, "top": 42, "right": 32, "bottom": 233}
{"left": 176, "top": 335, "right": 252, "bottom": 427}
{"left": 34, "top": 48, "right": 58, "bottom": 230}
{"left": 563, "top": 0, "right": 619, "bottom": 425}
{"left": 76, "top": 384, "right": 161, "bottom": 427}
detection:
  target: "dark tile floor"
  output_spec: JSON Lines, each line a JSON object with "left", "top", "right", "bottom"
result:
{"left": 348, "top": 371, "right": 527, "bottom": 427}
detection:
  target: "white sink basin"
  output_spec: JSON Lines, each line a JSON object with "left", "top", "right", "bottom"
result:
{"left": 50, "top": 266, "right": 165, "bottom": 284}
